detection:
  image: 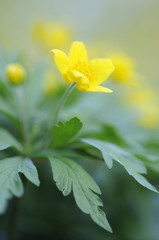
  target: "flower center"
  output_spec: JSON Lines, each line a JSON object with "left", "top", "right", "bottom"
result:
{"left": 72, "top": 61, "right": 94, "bottom": 81}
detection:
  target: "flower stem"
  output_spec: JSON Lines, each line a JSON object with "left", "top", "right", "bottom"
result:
{"left": 15, "top": 86, "right": 30, "bottom": 154}
{"left": 39, "top": 82, "right": 76, "bottom": 150}
{"left": 53, "top": 82, "right": 76, "bottom": 125}
{"left": 16, "top": 87, "right": 27, "bottom": 137}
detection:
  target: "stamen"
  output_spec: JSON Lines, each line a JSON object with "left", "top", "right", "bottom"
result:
{"left": 72, "top": 61, "right": 94, "bottom": 81}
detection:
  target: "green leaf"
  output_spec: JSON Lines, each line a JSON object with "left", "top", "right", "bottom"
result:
{"left": 0, "top": 80, "right": 12, "bottom": 99}
{"left": 20, "top": 158, "right": 40, "bottom": 186}
{"left": 0, "top": 157, "right": 40, "bottom": 214}
{"left": 82, "top": 138, "right": 158, "bottom": 193}
{"left": 137, "top": 154, "right": 159, "bottom": 174}
{"left": 49, "top": 156, "right": 112, "bottom": 232}
{"left": 96, "top": 124, "right": 128, "bottom": 147}
{"left": 0, "top": 128, "right": 22, "bottom": 151}
{"left": 0, "top": 143, "right": 11, "bottom": 150}
{"left": 50, "top": 117, "right": 83, "bottom": 147}
{"left": 0, "top": 108, "right": 22, "bottom": 140}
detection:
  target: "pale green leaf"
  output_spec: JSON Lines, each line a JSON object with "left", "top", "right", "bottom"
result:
{"left": 0, "top": 142, "right": 12, "bottom": 150}
{"left": 0, "top": 157, "right": 40, "bottom": 214}
{"left": 81, "top": 139, "right": 113, "bottom": 169}
{"left": 20, "top": 158, "right": 40, "bottom": 186}
{"left": 132, "top": 172, "right": 158, "bottom": 192}
{"left": 49, "top": 156, "right": 112, "bottom": 232}
{"left": 0, "top": 128, "right": 22, "bottom": 151}
{"left": 82, "top": 138, "right": 158, "bottom": 193}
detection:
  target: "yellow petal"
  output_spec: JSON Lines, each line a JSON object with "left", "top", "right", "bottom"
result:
{"left": 90, "top": 58, "right": 114, "bottom": 85}
{"left": 67, "top": 70, "right": 89, "bottom": 90}
{"left": 86, "top": 85, "right": 113, "bottom": 93}
{"left": 51, "top": 49, "right": 69, "bottom": 74}
{"left": 68, "top": 41, "right": 88, "bottom": 63}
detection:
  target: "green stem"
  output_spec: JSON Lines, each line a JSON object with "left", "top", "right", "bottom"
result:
{"left": 53, "top": 82, "right": 76, "bottom": 125}
{"left": 39, "top": 82, "right": 76, "bottom": 150}
{"left": 15, "top": 86, "right": 30, "bottom": 153}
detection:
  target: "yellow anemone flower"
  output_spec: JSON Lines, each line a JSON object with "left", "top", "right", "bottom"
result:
{"left": 33, "top": 21, "right": 72, "bottom": 51}
{"left": 110, "top": 53, "right": 136, "bottom": 83}
{"left": 52, "top": 41, "right": 114, "bottom": 93}
{"left": 43, "top": 70, "right": 64, "bottom": 95}
{"left": 126, "top": 84, "right": 159, "bottom": 128}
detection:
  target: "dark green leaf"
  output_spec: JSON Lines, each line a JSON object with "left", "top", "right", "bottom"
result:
{"left": 0, "top": 109, "right": 22, "bottom": 140}
{"left": 50, "top": 117, "right": 83, "bottom": 147}
{"left": 96, "top": 124, "right": 128, "bottom": 147}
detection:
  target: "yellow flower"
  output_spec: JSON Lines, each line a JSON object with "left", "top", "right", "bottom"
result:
{"left": 125, "top": 83, "right": 159, "bottom": 128}
{"left": 139, "top": 104, "right": 159, "bottom": 129}
{"left": 126, "top": 86, "right": 154, "bottom": 106}
{"left": 52, "top": 41, "right": 114, "bottom": 92}
{"left": 33, "top": 21, "right": 72, "bottom": 51}
{"left": 110, "top": 53, "right": 136, "bottom": 83}
{"left": 6, "top": 63, "right": 25, "bottom": 85}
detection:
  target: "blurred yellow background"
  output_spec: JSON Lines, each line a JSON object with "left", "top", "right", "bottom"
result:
{"left": 1, "top": 0, "right": 159, "bottom": 86}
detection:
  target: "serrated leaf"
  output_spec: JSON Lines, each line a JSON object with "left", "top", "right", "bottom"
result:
{"left": 49, "top": 156, "right": 112, "bottom": 232}
{"left": 82, "top": 138, "right": 158, "bottom": 193}
{"left": 0, "top": 157, "right": 40, "bottom": 214}
{"left": 20, "top": 158, "right": 40, "bottom": 187}
{"left": 81, "top": 139, "right": 114, "bottom": 169}
{"left": 132, "top": 172, "right": 157, "bottom": 192}
{"left": 51, "top": 117, "right": 83, "bottom": 147}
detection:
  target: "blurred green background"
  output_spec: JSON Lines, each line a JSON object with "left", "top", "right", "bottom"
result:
{"left": 0, "top": 1, "right": 159, "bottom": 240}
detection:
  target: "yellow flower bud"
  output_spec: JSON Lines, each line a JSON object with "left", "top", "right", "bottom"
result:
{"left": 6, "top": 64, "right": 25, "bottom": 85}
